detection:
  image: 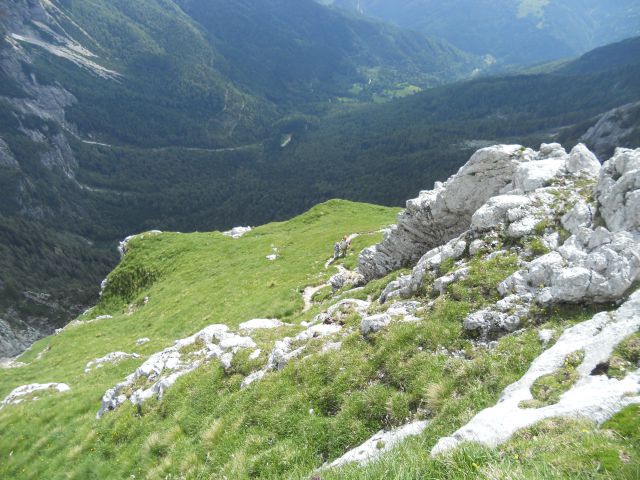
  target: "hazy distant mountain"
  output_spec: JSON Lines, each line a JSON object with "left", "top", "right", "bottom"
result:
{"left": 322, "top": 0, "right": 640, "bottom": 65}
{"left": 176, "top": 0, "right": 481, "bottom": 104}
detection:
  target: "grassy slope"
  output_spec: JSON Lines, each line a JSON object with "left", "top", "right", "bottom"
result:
{"left": 0, "top": 200, "right": 398, "bottom": 477}
{"left": 0, "top": 199, "right": 638, "bottom": 479}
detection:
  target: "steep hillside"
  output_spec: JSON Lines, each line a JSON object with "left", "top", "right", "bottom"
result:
{"left": 176, "top": 0, "right": 480, "bottom": 105}
{"left": 324, "top": 0, "right": 640, "bottom": 65}
{"left": 2, "top": 30, "right": 638, "bottom": 357}
{"left": 1, "top": 143, "right": 639, "bottom": 479}
{"left": 0, "top": 0, "right": 481, "bottom": 356}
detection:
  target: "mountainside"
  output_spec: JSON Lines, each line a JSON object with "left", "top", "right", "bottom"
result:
{"left": 175, "top": 0, "right": 480, "bottom": 105}
{"left": 0, "top": 0, "right": 481, "bottom": 357}
{"left": 0, "top": 3, "right": 639, "bottom": 359}
{"left": 323, "top": 0, "right": 640, "bottom": 65}
{"left": 1, "top": 142, "right": 639, "bottom": 479}
{"left": 270, "top": 37, "right": 640, "bottom": 207}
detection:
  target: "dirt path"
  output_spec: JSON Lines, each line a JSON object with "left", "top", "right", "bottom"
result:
{"left": 302, "top": 285, "right": 327, "bottom": 312}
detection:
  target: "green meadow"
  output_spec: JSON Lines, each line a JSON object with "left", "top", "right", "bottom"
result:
{"left": 0, "top": 199, "right": 638, "bottom": 479}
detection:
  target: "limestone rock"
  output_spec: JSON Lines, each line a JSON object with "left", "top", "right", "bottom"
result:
{"left": 309, "top": 298, "right": 370, "bottom": 326}
{"left": 595, "top": 148, "right": 640, "bottom": 235}
{"left": 386, "top": 300, "right": 422, "bottom": 321}
{"left": 432, "top": 290, "right": 640, "bottom": 455}
{"left": 539, "top": 143, "right": 567, "bottom": 158}
{"left": 361, "top": 314, "right": 391, "bottom": 336}
{"left": 434, "top": 267, "right": 470, "bottom": 295}
{"left": 239, "top": 319, "right": 284, "bottom": 331}
{"left": 469, "top": 239, "right": 487, "bottom": 255}
{"left": 471, "top": 195, "right": 531, "bottom": 231}
{"left": 566, "top": 143, "right": 601, "bottom": 177}
{"left": 85, "top": 352, "right": 140, "bottom": 373}
{"left": 327, "top": 420, "right": 428, "bottom": 468}
{"left": 222, "top": 226, "right": 252, "bottom": 239}
{"left": 463, "top": 309, "right": 521, "bottom": 338}
{"left": 1, "top": 383, "right": 70, "bottom": 409}
{"left": 501, "top": 227, "right": 640, "bottom": 305}
{"left": 580, "top": 101, "right": 640, "bottom": 159}
{"left": 380, "top": 235, "right": 468, "bottom": 302}
{"left": 359, "top": 145, "right": 528, "bottom": 280}
{"left": 506, "top": 214, "right": 539, "bottom": 238}
{"left": 329, "top": 267, "right": 365, "bottom": 291}
{"left": 513, "top": 158, "right": 565, "bottom": 192}
{"left": 561, "top": 199, "right": 594, "bottom": 235}
{"left": 97, "top": 324, "right": 255, "bottom": 417}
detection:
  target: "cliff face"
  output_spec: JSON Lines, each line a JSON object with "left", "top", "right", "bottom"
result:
{"left": 1, "top": 143, "right": 638, "bottom": 478}
{"left": 580, "top": 101, "right": 640, "bottom": 160}
{"left": 0, "top": 1, "right": 122, "bottom": 358}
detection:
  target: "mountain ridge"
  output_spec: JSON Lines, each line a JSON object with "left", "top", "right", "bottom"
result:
{"left": 323, "top": 0, "right": 640, "bottom": 65}
{"left": 1, "top": 141, "right": 639, "bottom": 478}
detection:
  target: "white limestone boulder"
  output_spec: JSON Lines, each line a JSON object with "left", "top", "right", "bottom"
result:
{"left": 361, "top": 314, "right": 392, "bottom": 336}
{"left": 329, "top": 268, "right": 365, "bottom": 291}
{"left": 566, "top": 143, "right": 601, "bottom": 177}
{"left": 359, "top": 145, "right": 528, "bottom": 280}
{"left": 239, "top": 319, "right": 284, "bottom": 331}
{"left": 471, "top": 195, "right": 531, "bottom": 231}
{"left": 513, "top": 158, "right": 565, "bottom": 192}
{"left": 222, "top": 226, "right": 252, "bottom": 238}
{"left": 1, "top": 383, "right": 70, "bottom": 409}
{"left": 595, "top": 148, "right": 640, "bottom": 235}
{"left": 85, "top": 351, "right": 140, "bottom": 373}
{"left": 327, "top": 420, "right": 428, "bottom": 468}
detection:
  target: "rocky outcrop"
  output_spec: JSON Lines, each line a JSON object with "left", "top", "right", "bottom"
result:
{"left": 364, "top": 144, "right": 640, "bottom": 340}
{"left": 432, "top": 290, "right": 640, "bottom": 455}
{"left": 4, "top": 1, "right": 121, "bottom": 80}
{"left": 0, "top": 307, "right": 60, "bottom": 358}
{"left": 499, "top": 147, "right": 640, "bottom": 309}
{"left": 358, "top": 145, "right": 531, "bottom": 280}
{"left": 360, "top": 313, "right": 391, "bottom": 336}
{"left": 97, "top": 324, "right": 255, "bottom": 418}
{"left": 595, "top": 148, "right": 640, "bottom": 235}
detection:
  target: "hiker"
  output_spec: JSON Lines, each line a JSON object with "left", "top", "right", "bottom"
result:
{"left": 339, "top": 235, "right": 351, "bottom": 257}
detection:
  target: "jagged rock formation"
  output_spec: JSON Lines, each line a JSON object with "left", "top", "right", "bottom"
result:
{"left": 365, "top": 144, "right": 640, "bottom": 339}
{"left": 352, "top": 142, "right": 640, "bottom": 459}
{"left": 359, "top": 144, "right": 530, "bottom": 280}
{"left": 0, "top": 315, "right": 43, "bottom": 359}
